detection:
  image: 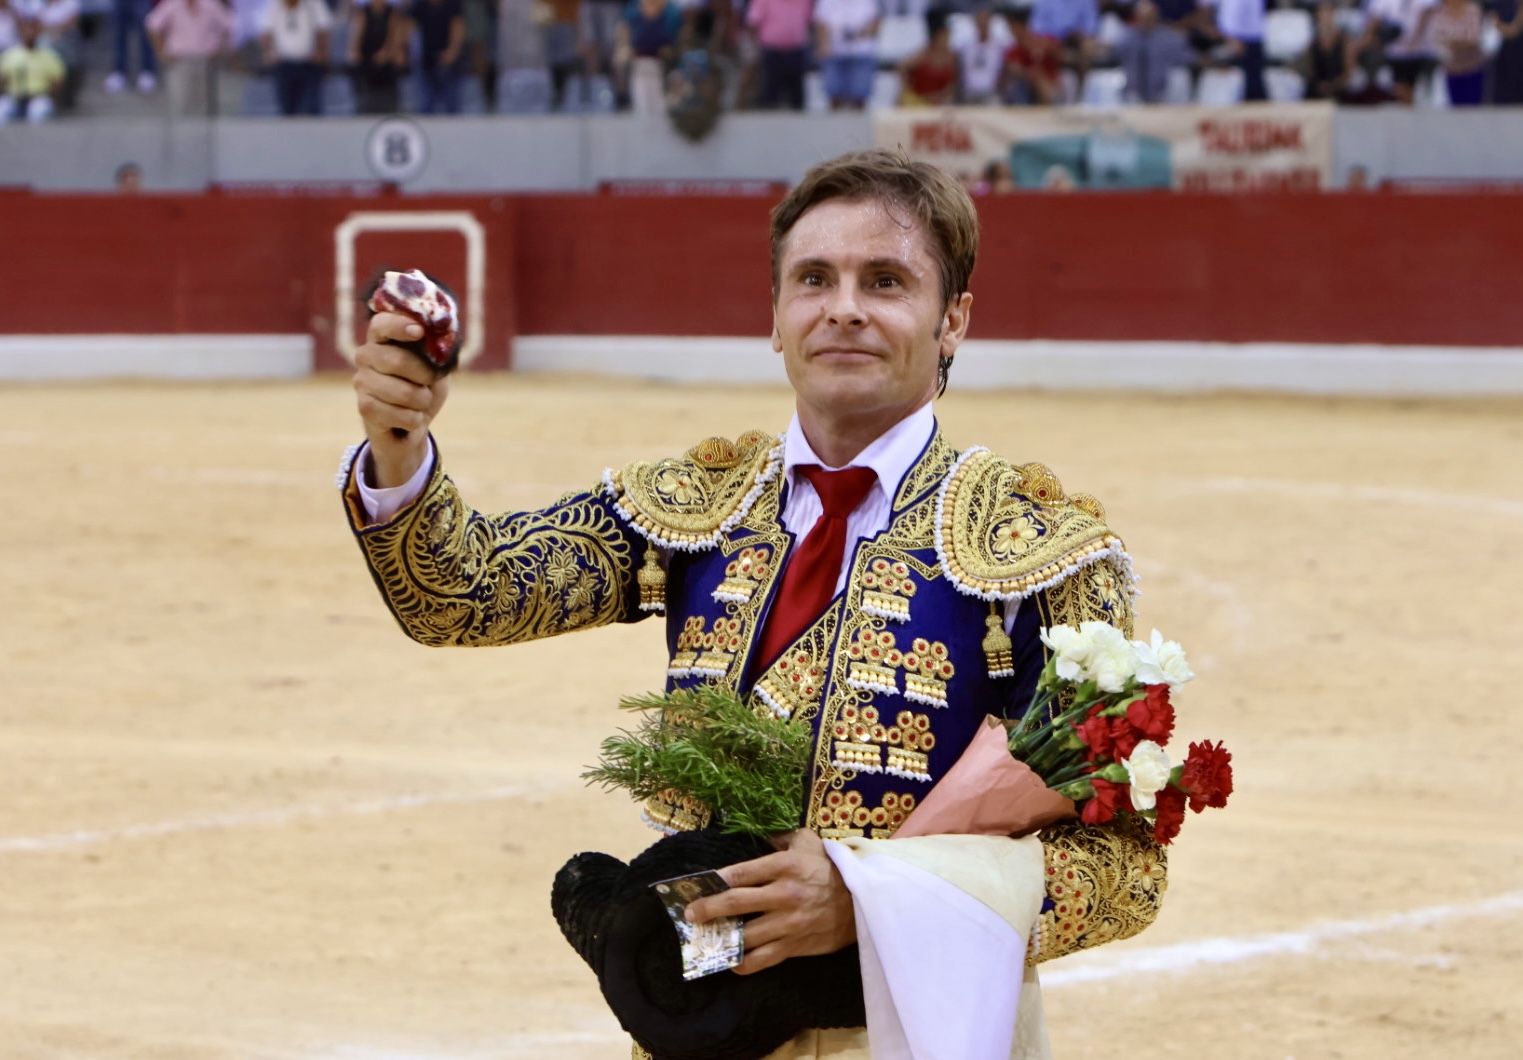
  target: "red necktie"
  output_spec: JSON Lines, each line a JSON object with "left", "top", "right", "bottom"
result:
{"left": 753, "top": 464, "right": 878, "bottom": 672}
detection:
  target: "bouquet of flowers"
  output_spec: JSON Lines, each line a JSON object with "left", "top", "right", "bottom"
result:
{"left": 553, "top": 625, "right": 1230, "bottom": 1059}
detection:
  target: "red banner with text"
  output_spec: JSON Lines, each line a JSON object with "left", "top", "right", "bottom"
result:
{"left": 875, "top": 103, "right": 1334, "bottom": 192}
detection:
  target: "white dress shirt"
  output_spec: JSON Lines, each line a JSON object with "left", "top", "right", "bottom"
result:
{"left": 353, "top": 402, "right": 1020, "bottom": 627}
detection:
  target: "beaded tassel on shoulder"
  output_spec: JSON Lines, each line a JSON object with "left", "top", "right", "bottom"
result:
{"left": 638, "top": 547, "right": 667, "bottom": 613}
{"left": 983, "top": 604, "right": 1014, "bottom": 678}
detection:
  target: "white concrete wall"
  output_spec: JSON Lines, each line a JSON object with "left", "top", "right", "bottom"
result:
{"left": 8, "top": 110, "right": 1523, "bottom": 192}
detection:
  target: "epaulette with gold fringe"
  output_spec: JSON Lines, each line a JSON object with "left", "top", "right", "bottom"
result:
{"left": 935, "top": 447, "right": 1136, "bottom": 602}
{"left": 601, "top": 431, "right": 781, "bottom": 552}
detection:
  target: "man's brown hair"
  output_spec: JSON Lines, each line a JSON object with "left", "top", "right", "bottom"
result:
{"left": 769, "top": 149, "right": 980, "bottom": 309}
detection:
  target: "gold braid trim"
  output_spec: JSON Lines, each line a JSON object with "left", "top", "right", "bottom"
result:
{"left": 347, "top": 466, "right": 637, "bottom": 646}
{"left": 1031, "top": 815, "right": 1167, "bottom": 964}
{"left": 936, "top": 447, "right": 1137, "bottom": 602}
{"left": 602, "top": 431, "right": 782, "bottom": 552}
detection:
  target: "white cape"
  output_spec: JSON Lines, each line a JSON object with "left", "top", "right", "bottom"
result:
{"left": 796, "top": 834, "right": 1051, "bottom": 1060}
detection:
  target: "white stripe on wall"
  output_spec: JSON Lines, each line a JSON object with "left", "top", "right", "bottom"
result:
{"left": 0, "top": 334, "right": 314, "bottom": 380}
{"left": 512, "top": 336, "right": 1523, "bottom": 397}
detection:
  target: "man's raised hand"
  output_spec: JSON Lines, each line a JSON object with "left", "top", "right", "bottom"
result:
{"left": 352, "top": 311, "right": 451, "bottom": 487}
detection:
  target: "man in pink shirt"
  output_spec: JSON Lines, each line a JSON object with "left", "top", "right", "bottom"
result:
{"left": 146, "top": 0, "right": 234, "bottom": 117}
{"left": 747, "top": 0, "right": 812, "bottom": 109}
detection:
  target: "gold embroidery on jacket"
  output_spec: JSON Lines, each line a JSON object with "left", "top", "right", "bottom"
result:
{"left": 642, "top": 788, "right": 714, "bottom": 835}
{"left": 1029, "top": 539, "right": 1160, "bottom": 963}
{"left": 754, "top": 648, "right": 826, "bottom": 721}
{"left": 667, "top": 615, "right": 746, "bottom": 679}
{"left": 816, "top": 789, "right": 920, "bottom": 839}
{"left": 351, "top": 471, "right": 634, "bottom": 647}
{"left": 901, "top": 637, "right": 954, "bottom": 709}
{"left": 712, "top": 545, "right": 775, "bottom": 604}
{"left": 845, "top": 628, "right": 902, "bottom": 696}
{"left": 859, "top": 557, "right": 918, "bottom": 623}
{"left": 1030, "top": 816, "right": 1167, "bottom": 964}
{"left": 799, "top": 437, "right": 953, "bottom": 830}
{"left": 604, "top": 432, "right": 781, "bottom": 551}
{"left": 936, "top": 447, "right": 1136, "bottom": 602}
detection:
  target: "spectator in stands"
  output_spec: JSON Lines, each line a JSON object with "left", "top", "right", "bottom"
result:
{"left": 815, "top": 0, "right": 880, "bottom": 110}
{"left": 410, "top": 0, "right": 465, "bottom": 114}
{"left": 0, "top": 1, "right": 15, "bottom": 53}
{"left": 146, "top": 0, "right": 236, "bottom": 117}
{"left": 105, "top": 0, "right": 158, "bottom": 94}
{"left": 999, "top": 8, "right": 1060, "bottom": 103}
{"left": 667, "top": 4, "right": 725, "bottom": 136}
{"left": 348, "top": 0, "right": 407, "bottom": 114}
{"left": 542, "top": 0, "right": 583, "bottom": 110}
{"left": 259, "top": 0, "right": 331, "bottom": 116}
{"left": 1298, "top": 1, "right": 1354, "bottom": 100}
{"left": 462, "top": 0, "right": 497, "bottom": 110}
{"left": 34, "top": 0, "right": 78, "bottom": 107}
{"left": 1361, "top": 0, "right": 1438, "bottom": 105}
{"left": 0, "top": 15, "right": 63, "bottom": 122}
{"left": 899, "top": 12, "right": 955, "bottom": 104}
{"left": 958, "top": 1, "right": 1011, "bottom": 104}
{"left": 581, "top": 0, "right": 626, "bottom": 104}
{"left": 979, "top": 158, "right": 1017, "bottom": 193}
{"left": 1200, "top": 0, "right": 1266, "bottom": 100}
{"left": 619, "top": 0, "right": 680, "bottom": 114}
{"left": 115, "top": 160, "right": 143, "bottom": 191}
{"left": 1029, "top": 0, "right": 1098, "bottom": 80}
{"left": 746, "top": 0, "right": 811, "bottom": 110}
{"left": 1491, "top": 0, "right": 1523, "bottom": 102}
{"left": 1113, "top": 0, "right": 1194, "bottom": 102}
{"left": 1428, "top": 0, "right": 1484, "bottom": 103}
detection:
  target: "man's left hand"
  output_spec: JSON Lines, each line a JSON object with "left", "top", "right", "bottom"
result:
{"left": 684, "top": 830, "right": 856, "bottom": 976}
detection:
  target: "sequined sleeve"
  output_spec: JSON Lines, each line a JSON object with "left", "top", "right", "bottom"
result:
{"left": 1029, "top": 814, "right": 1167, "bottom": 963}
{"left": 343, "top": 461, "right": 643, "bottom": 647}
{"left": 1029, "top": 555, "right": 1169, "bottom": 963}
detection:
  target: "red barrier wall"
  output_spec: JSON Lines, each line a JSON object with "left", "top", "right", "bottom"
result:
{"left": 9, "top": 190, "right": 1522, "bottom": 363}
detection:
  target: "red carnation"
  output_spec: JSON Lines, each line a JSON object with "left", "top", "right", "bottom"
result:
{"left": 1152, "top": 785, "right": 1187, "bottom": 845}
{"left": 1080, "top": 777, "right": 1131, "bottom": 826}
{"left": 1074, "top": 704, "right": 1114, "bottom": 762}
{"left": 1109, "top": 716, "right": 1141, "bottom": 760}
{"left": 1179, "top": 740, "right": 1234, "bottom": 813}
{"left": 1126, "top": 685, "right": 1176, "bottom": 745}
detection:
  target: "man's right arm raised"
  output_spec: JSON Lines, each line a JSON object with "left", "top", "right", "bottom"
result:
{"left": 340, "top": 313, "right": 645, "bottom": 647}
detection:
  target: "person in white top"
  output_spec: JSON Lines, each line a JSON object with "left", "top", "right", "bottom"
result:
{"left": 259, "top": 0, "right": 332, "bottom": 115}
{"left": 341, "top": 149, "right": 1165, "bottom": 1056}
{"left": 956, "top": 1, "right": 1014, "bottom": 104}
{"left": 1360, "top": 0, "right": 1438, "bottom": 103}
{"left": 1200, "top": 0, "right": 1266, "bottom": 100}
{"left": 814, "top": 0, "right": 881, "bottom": 108}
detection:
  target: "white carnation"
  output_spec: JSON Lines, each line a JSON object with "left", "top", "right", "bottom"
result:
{"left": 1080, "top": 622, "right": 1135, "bottom": 693}
{"left": 1132, "top": 629, "right": 1194, "bottom": 687}
{"left": 1123, "top": 740, "right": 1172, "bottom": 811}
{"left": 1039, "top": 624, "right": 1090, "bottom": 682}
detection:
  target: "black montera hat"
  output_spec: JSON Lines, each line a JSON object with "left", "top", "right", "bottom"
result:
{"left": 551, "top": 829, "right": 866, "bottom": 1060}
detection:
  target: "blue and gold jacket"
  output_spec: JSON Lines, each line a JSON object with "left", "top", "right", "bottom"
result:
{"left": 342, "top": 426, "right": 1166, "bottom": 964}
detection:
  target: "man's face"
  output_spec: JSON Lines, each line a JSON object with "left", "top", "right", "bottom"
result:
{"left": 772, "top": 197, "right": 971, "bottom": 432}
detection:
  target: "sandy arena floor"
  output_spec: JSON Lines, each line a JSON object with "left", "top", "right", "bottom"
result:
{"left": 2, "top": 376, "right": 1521, "bottom": 1060}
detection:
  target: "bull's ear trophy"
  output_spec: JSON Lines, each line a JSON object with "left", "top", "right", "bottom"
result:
{"left": 362, "top": 268, "right": 462, "bottom": 440}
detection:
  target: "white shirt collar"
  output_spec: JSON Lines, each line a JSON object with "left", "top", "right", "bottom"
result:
{"left": 782, "top": 402, "right": 937, "bottom": 506}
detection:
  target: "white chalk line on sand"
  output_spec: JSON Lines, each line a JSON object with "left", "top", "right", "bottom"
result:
{"left": 1041, "top": 887, "right": 1523, "bottom": 987}
{"left": 0, "top": 785, "right": 530, "bottom": 854}
{"left": 1181, "top": 474, "right": 1523, "bottom": 518}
